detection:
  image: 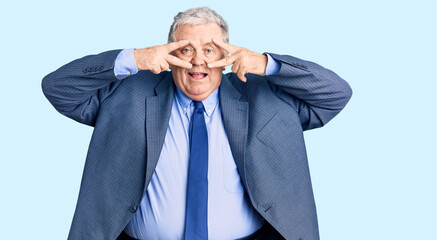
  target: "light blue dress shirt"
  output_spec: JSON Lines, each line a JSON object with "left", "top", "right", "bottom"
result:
{"left": 114, "top": 48, "right": 280, "bottom": 239}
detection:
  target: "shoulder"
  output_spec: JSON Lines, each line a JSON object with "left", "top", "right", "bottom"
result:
{"left": 224, "top": 72, "right": 276, "bottom": 98}
{"left": 105, "top": 71, "right": 172, "bottom": 102}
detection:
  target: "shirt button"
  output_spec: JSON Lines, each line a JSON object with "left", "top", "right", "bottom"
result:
{"left": 126, "top": 71, "right": 131, "bottom": 75}
{"left": 129, "top": 205, "right": 137, "bottom": 213}
{"left": 184, "top": 107, "right": 187, "bottom": 111}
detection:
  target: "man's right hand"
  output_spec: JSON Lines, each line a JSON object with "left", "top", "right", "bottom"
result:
{"left": 133, "top": 40, "right": 192, "bottom": 74}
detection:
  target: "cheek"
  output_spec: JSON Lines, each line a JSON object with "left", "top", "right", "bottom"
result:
{"left": 207, "top": 53, "right": 222, "bottom": 62}
{"left": 176, "top": 52, "right": 193, "bottom": 61}
{"left": 180, "top": 56, "right": 192, "bottom": 62}
{"left": 174, "top": 65, "right": 187, "bottom": 73}
{"left": 209, "top": 69, "right": 223, "bottom": 84}
{"left": 171, "top": 53, "right": 192, "bottom": 64}
{"left": 171, "top": 67, "right": 188, "bottom": 84}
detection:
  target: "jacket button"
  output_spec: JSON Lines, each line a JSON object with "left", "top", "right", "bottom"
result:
{"left": 129, "top": 205, "right": 137, "bottom": 213}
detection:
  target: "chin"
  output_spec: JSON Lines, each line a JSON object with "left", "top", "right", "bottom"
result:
{"left": 187, "top": 90, "right": 209, "bottom": 100}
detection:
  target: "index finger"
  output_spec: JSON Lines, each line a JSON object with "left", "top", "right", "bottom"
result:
{"left": 165, "top": 40, "right": 190, "bottom": 53}
{"left": 212, "top": 38, "right": 238, "bottom": 54}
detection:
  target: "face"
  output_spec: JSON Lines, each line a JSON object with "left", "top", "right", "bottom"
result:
{"left": 171, "top": 23, "right": 225, "bottom": 101}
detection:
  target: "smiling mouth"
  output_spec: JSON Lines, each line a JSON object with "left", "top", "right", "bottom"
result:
{"left": 188, "top": 72, "right": 208, "bottom": 80}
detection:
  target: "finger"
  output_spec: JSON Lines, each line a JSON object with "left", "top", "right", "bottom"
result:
{"left": 165, "top": 55, "right": 192, "bottom": 69}
{"left": 160, "top": 61, "right": 170, "bottom": 72}
{"left": 212, "top": 38, "right": 238, "bottom": 54}
{"left": 208, "top": 54, "right": 238, "bottom": 68}
{"left": 231, "top": 59, "right": 241, "bottom": 73}
{"left": 150, "top": 65, "right": 161, "bottom": 74}
{"left": 165, "top": 40, "right": 190, "bottom": 53}
{"left": 237, "top": 71, "right": 247, "bottom": 82}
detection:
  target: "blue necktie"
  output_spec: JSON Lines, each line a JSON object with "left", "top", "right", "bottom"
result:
{"left": 184, "top": 101, "right": 208, "bottom": 239}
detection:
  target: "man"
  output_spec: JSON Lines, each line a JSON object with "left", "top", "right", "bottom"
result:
{"left": 42, "top": 7, "right": 352, "bottom": 240}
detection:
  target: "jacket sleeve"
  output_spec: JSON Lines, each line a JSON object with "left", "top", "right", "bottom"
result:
{"left": 265, "top": 53, "right": 352, "bottom": 130}
{"left": 41, "top": 50, "right": 123, "bottom": 126}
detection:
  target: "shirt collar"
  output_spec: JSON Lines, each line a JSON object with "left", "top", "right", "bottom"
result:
{"left": 175, "top": 87, "right": 219, "bottom": 117}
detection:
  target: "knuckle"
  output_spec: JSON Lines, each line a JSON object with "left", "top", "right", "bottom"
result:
{"left": 149, "top": 64, "right": 160, "bottom": 73}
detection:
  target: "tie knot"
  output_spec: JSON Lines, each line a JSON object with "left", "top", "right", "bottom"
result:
{"left": 193, "top": 101, "right": 204, "bottom": 110}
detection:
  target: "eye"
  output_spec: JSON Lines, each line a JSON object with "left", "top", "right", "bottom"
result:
{"left": 205, "top": 49, "right": 213, "bottom": 53}
{"left": 182, "top": 48, "right": 191, "bottom": 53}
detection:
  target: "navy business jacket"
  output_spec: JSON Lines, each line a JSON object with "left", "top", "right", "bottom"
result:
{"left": 42, "top": 50, "right": 352, "bottom": 240}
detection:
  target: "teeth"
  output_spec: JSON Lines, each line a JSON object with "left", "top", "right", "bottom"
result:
{"left": 189, "top": 72, "right": 207, "bottom": 79}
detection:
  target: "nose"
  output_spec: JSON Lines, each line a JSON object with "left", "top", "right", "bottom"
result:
{"left": 191, "top": 51, "right": 206, "bottom": 66}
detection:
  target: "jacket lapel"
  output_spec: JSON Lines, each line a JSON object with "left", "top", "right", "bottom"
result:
{"left": 219, "top": 75, "right": 249, "bottom": 187}
{"left": 144, "top": 73, "right": 175, "bottom": 194}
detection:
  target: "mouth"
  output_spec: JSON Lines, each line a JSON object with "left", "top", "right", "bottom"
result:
{"left": 188, "top": 72, "right": 208, "bottom": 80}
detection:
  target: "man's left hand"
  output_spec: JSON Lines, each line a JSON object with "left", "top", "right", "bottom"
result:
{"left": 208, "top": 39, "right": 267, "bottom": 82}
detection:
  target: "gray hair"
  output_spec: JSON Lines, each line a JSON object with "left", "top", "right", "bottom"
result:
{"left": 168, "top": 7, "right": 229, "bottom": 43}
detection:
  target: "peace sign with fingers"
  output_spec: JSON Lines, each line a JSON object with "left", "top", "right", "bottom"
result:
{"left": 208, "top": 38, "right": 267, "bottom": 82}
{"left": 134, "top": 40, "right": 193, "bottom": 74}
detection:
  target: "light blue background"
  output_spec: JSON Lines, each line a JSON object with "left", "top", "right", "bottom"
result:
{"left": 1, "top": 0, "right": 436, "bottom": 239}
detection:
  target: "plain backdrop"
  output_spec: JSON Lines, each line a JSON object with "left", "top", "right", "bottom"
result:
{"left": 1, "top": 0, "right": 436, "bottom": 239}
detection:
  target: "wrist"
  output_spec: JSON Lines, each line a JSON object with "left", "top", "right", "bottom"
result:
{"left": 260, "top": 53, "right": 268, "bottom": 75}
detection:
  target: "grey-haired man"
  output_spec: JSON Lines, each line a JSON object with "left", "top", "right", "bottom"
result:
{"left": 42, "top": 6, "right": 352, "bottom": 240}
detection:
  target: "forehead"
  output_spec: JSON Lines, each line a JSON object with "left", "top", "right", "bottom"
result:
{"left": 174, "top": 23, "right": 223, "bottom": 46}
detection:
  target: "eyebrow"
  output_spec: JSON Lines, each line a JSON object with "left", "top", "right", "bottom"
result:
{"left": 185, "top": 41, "right": 216, "bottom": 48}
